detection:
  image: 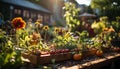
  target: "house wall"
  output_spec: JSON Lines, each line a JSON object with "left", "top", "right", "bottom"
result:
{"left": 0, "top": 2, "right": 50, "bottom": 24}
{"left": 0, "top": 2, "right": 11, "bottom": 20}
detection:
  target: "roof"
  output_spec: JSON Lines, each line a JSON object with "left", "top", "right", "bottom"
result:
{"left": 0, "top": 0, "right": 51, "bottom": 13}
{"left": 79, "top": 13, "right": 96, "bottom": 17}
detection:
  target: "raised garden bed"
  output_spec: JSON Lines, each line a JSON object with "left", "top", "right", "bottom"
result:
{"left": 22, "top": 52, "right": 120, "bottom": 69}
{"left": 22, "top": 47, "right": 120, "bottom": 65}
{"left": 22, "top": 52, "right": 73, "bottom": 64}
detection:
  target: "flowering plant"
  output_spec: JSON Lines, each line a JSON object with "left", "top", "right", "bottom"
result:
{"left": 11, "top": 17, "right": 26, "bottom": 30}
{"left": 9, "top": 17, "right": 49, "bottom": 55}
{"left": 53, "top": 31, "right": 78, "bottom": 50}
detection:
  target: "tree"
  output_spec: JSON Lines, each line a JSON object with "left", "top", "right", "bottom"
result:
{"left": 86, "top": 6, "right": 94, "bottom": 14}
{"left": 90, "top": 0, "right": 120, "bottom": 20}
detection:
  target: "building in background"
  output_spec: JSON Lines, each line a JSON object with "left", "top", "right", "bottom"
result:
{"left": 0, "top": 0, "right": 87, "bottom": 26}
{"left": 0, "top": 0, "right": 51, "bottom": 24}
{"left": 38, "top": 0, "right": 65, "bottom": 26}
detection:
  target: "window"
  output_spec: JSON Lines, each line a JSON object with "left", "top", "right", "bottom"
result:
{"left": 23, "top": 10, "right": 29, "bottom": 17}
{"left": 14, "top": 9, "right": 21, "bottom": 15}
{"left": 38, "top": 14, "right": 43, "bottom": 22}
{"left": 14, "top": 9, "right": 18, "bottom": 14}
{"left": 23, "top": 10, "right": 27, "bottom": 17}
{"left": 44, "top": 15, "right": 49, "bottom": 23}
{"left": 31, "top": 13, "right": 36, "bottom": 18}
{"left": 18, "top": 9, "right": 21, "bottom": 15}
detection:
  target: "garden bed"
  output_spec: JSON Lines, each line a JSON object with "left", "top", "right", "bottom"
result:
{"left": 22, "top": 47, "right": 120, "bottom": 64}
{"left": 22, "top": 52, "right": 73, "bottom": 64}
{"left": 21, "top": 52, "right": 120, "bottom": 69}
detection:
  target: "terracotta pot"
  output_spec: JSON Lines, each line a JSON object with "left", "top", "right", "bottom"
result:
{"left": 73, "top": 54, "right": 82, "bottom": 61}
{"left": 96, "top": 50, "right": 103, "bottom": 57}
{"left": 89, "top": 48, "right": 97, "bottom": 55}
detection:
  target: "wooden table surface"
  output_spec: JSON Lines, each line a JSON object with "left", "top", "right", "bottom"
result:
{"left": 56, "top": 53, "right": 120, "bottom": 69}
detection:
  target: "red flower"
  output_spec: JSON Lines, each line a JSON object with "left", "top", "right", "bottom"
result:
{"left": 11, "top": 17, "right": 26, "bottom": 30}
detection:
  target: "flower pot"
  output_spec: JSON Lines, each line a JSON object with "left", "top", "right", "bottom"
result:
{"left": 96, "top": 50, "right": 103, "bottom": 57}
{"left": 73, "top": 53, "right": 82, "bottom": 61}
{"left": 89, "top": 48, "right": 98, "bottom": 55}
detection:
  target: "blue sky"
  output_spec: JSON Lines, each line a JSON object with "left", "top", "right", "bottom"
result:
{"left": 76, "top": 0, "right": 91, "bottom": 6}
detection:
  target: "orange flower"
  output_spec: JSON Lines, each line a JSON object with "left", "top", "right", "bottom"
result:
{"left": 103, "top": 28, "right": 109, "bottom": 31}
{"left": 11, "top": 17, "right": 26, "bottom": 30}
{"left": 31, "top": 32, "right": 41, "bottom": 40}
{"left": 108, "top": 27, "right": 115, "bottom": 32}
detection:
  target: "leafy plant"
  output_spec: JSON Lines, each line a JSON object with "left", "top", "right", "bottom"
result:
{"left": 111, "top": 16, "right": 120, "bottom": 33}
{"left": 76, "top": 31, "right": 89, "bottom": 51}
{"left": 92, "top": 35, "right": 103, "bottom": 50}
{"left": 53, "top": 32, "right": 78, "bottom": 50}
{"left": 91, "top": 16, "right": 107, "bottom": 34}
{"left": 0, "top": 30, "right": 23, "bottom": 69}
{"left": 63, "top": 2, "right": 80, "bottom": 32}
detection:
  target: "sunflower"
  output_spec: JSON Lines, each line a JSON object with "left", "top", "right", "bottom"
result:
{"left": 58, "top": 29, "right": 63, "bottom": 35}
{"left": 43, "top": 25, "right": 49, "bottom": 31}
{"left": 11, "top": 17, "right": 26, "bottom": 30}
{"left": 54, "top": 27, "right": 59, "bottom": 33}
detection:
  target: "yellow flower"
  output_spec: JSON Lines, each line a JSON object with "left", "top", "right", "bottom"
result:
{"left": 54, "top": 27, "right": 59, "bottom": 33}
{"left": 11, "top": 17, "right": 26, "bottom": 30}
{"left": 35, "top": 21, "right": 40, "bottom": 25}
{"left": 43, "top": 25, "right": 49, "bottom": 31}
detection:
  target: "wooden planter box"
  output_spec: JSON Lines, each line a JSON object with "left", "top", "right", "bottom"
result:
{"left": 111, "top": 40, "right": 120, "bottom": 47}
{"left": 22, "top": 53, "right": 73, "bottom": 64}
{"left": 21, "top": 53, "right": 37, "bottom": 64}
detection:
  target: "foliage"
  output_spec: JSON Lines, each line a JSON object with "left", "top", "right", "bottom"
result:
{"left": 0, "top": 17, "right": 51, "bottom": 68}
{"left": 63, "top": 2, "right": 80, "bottom": 31}
{"left": 76, "top": 31, "right": 89, "bottom": 51}
{"left": 92, "top": 35, "right": 103, "bottom": 50}
{"left": 53, "top": 32, "right": 78, "bottom": 50}
{"left": 0, "top": 30, "right": 23, "bottom": 69}
{"left": 111, "top": 16, "right": 120, "bottom": 33}
{"left": 90, "top": 0, "right": 120, "bottom": 20}
{"left": 110, "top": 16, "right": 120, "bottom": 42}
{"left": 91, "top": 16, "right": 107, "bottom": 34}
{"left": 1, "top": 15, "right": 120, "bottom": 68}
{"left": 86, "top": 6, "right": 94, "bottom": 14}
{"left": 76, "top": 31, "right": 89, "bottom": 43}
